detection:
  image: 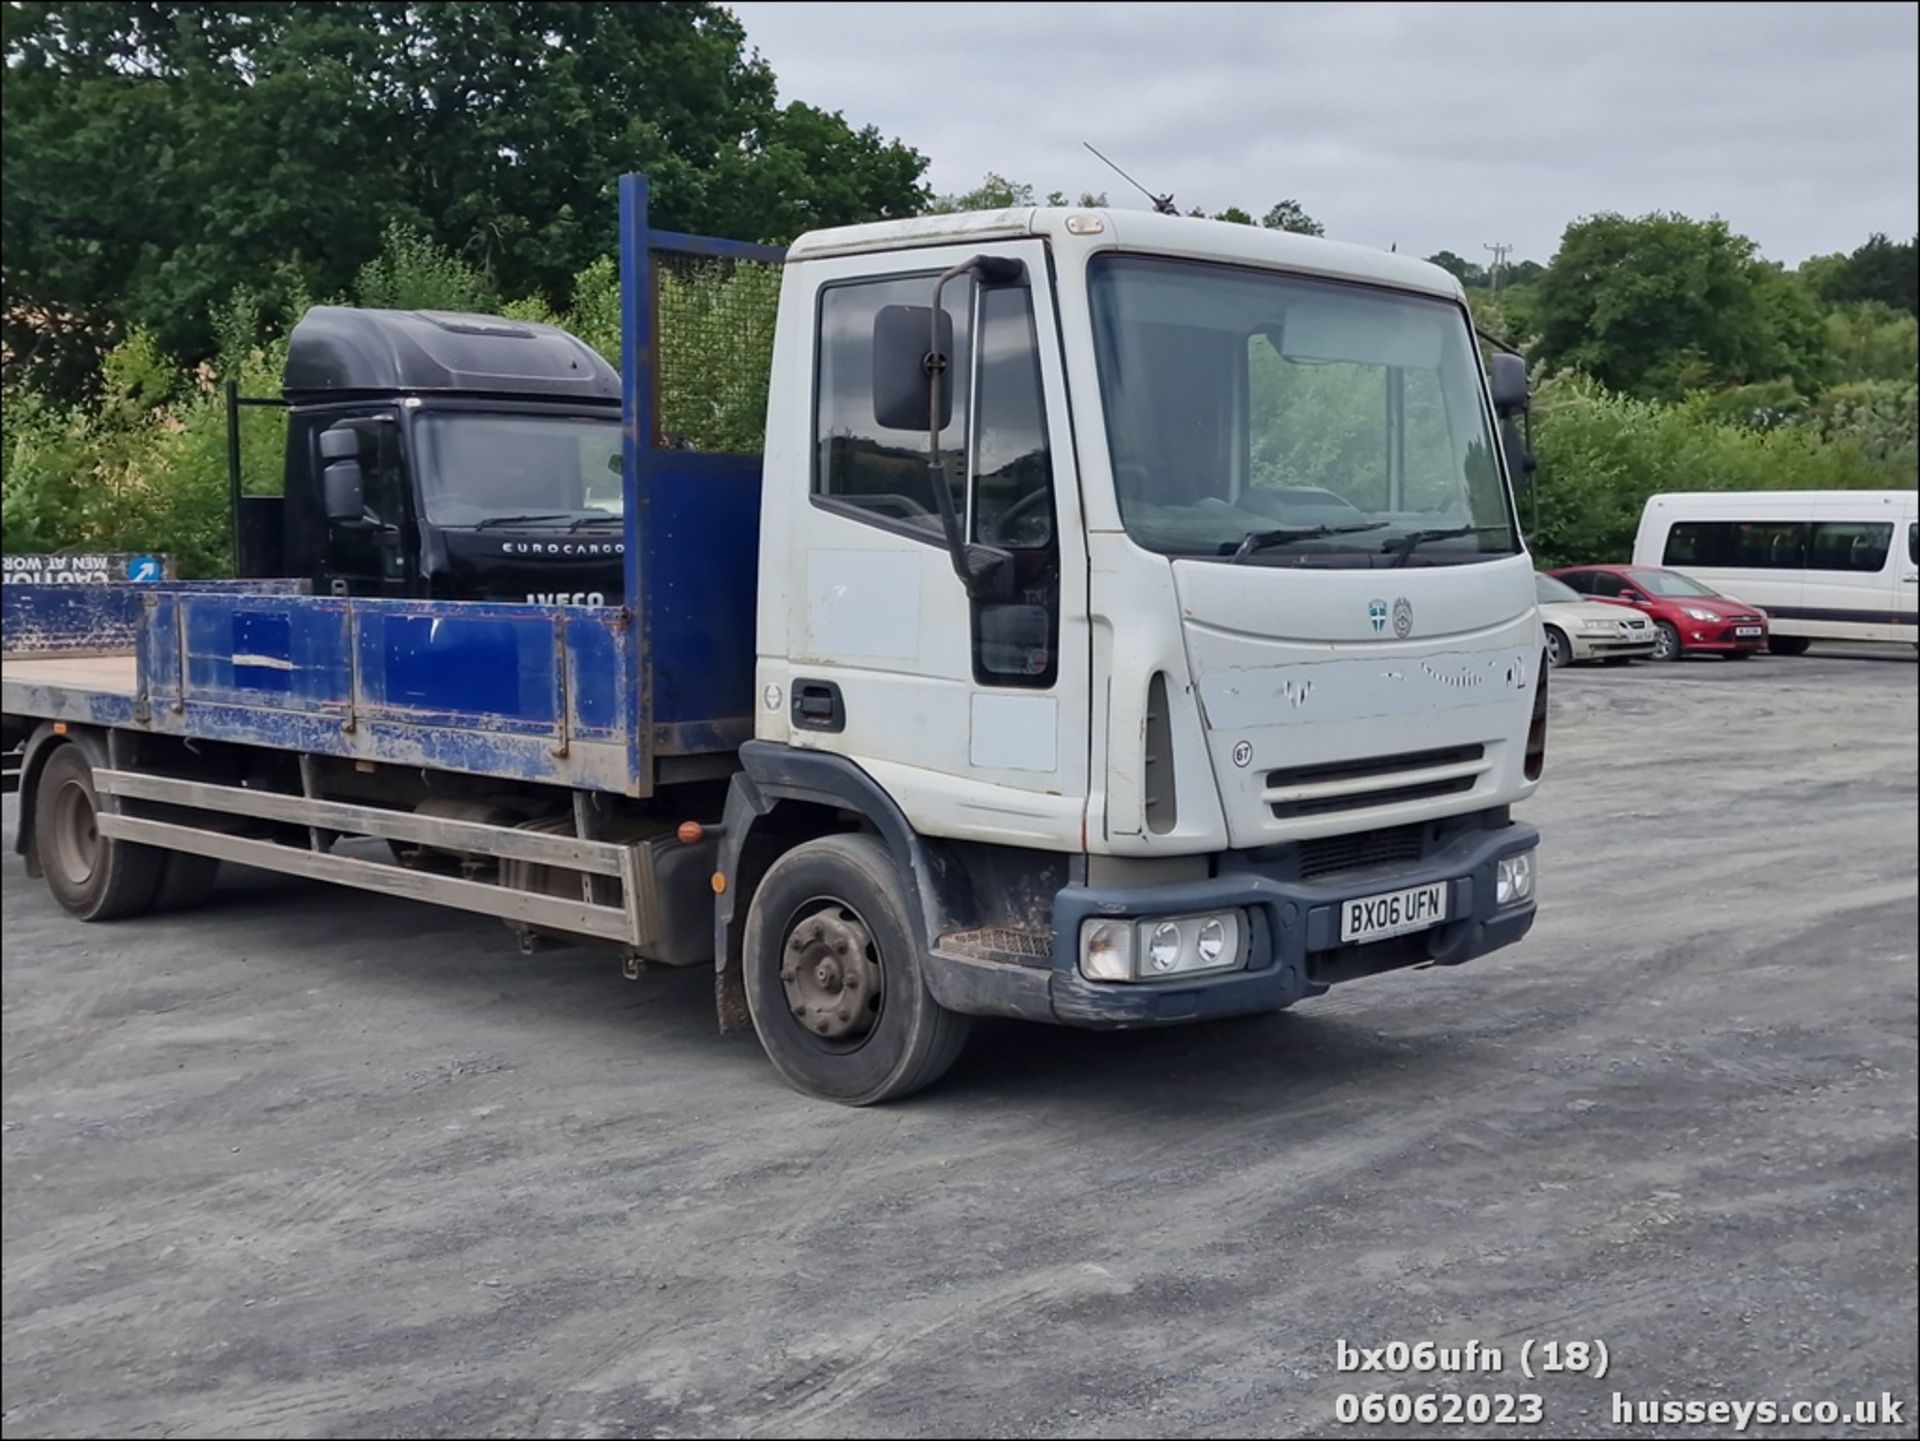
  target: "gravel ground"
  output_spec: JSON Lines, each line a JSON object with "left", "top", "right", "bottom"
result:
{"left": 3, "top": 645, "right": 1916, "bottom": 1439}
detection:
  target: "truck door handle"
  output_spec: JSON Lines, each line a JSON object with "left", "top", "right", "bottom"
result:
{"left": 791, "top": 679, "right": 845, "bottom": 733}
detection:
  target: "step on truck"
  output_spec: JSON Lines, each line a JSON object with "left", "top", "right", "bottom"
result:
{"left": 1, "top": 174, "right": 1548, "bottom": 1104}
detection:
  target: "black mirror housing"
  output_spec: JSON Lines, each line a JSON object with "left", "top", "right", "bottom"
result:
{"left": 322, "top": 460, "right": 366, "bottom": 524}
{"left": 318, "top": 427, "right": 362, "bottom": 462}
{"left": 963, "top": 543, "right": 1017, "bottom": 602}
{"left": 872, "top": 305, "right": 953, "bottom": 432}
{"left": 1490, "top": 352, "right": 1530, "bottom": 417}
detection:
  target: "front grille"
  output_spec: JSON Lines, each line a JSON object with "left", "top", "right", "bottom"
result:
{"left": 1267, "top": 743, "right": 1483, "bottom": 789}
{"left": 1266, "top": 743, "right": 1485, "bottom": 820}
{"left": 1297, "top": 823, "right": 1426, "bottom": 880}
{"left": 1273, "top": 775, "right": 1476, "bottom": 818}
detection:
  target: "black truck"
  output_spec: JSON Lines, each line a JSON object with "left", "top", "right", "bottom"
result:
{"left": 230, "top": 306, "right": 627, "bottom": 605}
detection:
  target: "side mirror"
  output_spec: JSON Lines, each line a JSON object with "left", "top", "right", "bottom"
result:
{"left": 323, "top": 460, "right": 366, "bottom": 524}
{"left": 872, "top": 305, "right": 955, "bottom": 432}
{"left": 918, "top": 254, "right": 1029, "bottom": 600}
{"left": 1499, "top": 416, "right": 1537, "bottom": 488}
{"left": 1490, "top": 352, "right": 1530, "bottom": 418}
{"left": 318, "top": 427, "right": 361, "bottom": 463}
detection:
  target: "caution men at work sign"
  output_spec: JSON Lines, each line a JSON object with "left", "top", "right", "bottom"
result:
{"left": 2, "top": 553, "right": 173, "bottom": 585}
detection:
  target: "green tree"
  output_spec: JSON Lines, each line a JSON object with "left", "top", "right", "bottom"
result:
{"left": 1800, "top": 233, "right": 1919, "bottom": 315}
{"left": 1, "top": 2, "right": 927, "bottom": 396}
{"left": 1261, "top": 200, "right": 1324, "bottom": 236}
{"left": 926, "top": 173, "right": 1036, "bottom": 213}
{"left": 1427, "top": 251, "right": 1487, "bottom": 286}
{"left": 1822, "top": 301, "right": 1920, "bottom": 383}
{"left": 1531, "top": 212, "right": 1826, "bottom": 400}
{"left": 1213, "top": 206, "right": 1255, "bottom": 226}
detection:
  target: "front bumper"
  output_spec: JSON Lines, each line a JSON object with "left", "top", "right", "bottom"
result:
{"left": 924, "top": 819, "right": 1539, "bottom": 1029}
{"left": 1682, "top": 621, "right": 1767, "bottom": 653}
{"left": 1571, "top": 630, "right": 1656, "bottom": 660}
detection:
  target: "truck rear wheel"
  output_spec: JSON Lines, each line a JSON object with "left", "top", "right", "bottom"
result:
{"left": 743, "top": 833, "right": 970, "bottom": 1105}
{"left": 34, "top": 743, "right": 163, "bottom": 921}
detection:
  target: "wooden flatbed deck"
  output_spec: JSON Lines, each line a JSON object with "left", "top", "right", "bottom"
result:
{"left": 2, "top": 654, "right": 140, "bottom": 698}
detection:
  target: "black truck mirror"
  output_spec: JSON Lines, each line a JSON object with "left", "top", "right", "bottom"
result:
{"left": 872, "top": 304, "right": 953, "bottom": 432}
{"left": 323, "top": 460, "right": 366, "bottom": 524}
{"left": 318, "top": 427, "right": 362, "bottom": 462}
{"left": 1490, "top": 352, "right": 1530, "bottom": 417}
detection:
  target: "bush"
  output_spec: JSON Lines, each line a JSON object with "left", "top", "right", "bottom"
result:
{"left": 1525, "top": 373, "right": 1900, "bottom": 568}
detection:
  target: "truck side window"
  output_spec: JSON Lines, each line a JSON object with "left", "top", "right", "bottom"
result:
{"left": 815, "top": 276, "right": 971, "bottom": 537}
{"left": 968, "top": 285, "right": 1060, "bottom": 689}
{"left": 969, "top": 286, "right": 1055, "bottom": 551}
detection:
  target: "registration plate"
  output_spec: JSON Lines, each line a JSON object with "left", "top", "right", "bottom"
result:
{"left": 1339, "top": 882, "right": 1449, "bottom": 944}
{"left": 1735, "top": 626, "right": 1763, "bottom": 638}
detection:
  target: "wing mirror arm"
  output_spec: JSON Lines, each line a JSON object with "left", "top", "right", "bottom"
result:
{"left": 926, "top": 255, "right": 1026, "bottom": 601}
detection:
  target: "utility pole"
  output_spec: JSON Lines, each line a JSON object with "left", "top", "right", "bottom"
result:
{"left": 1483, "top": 242, "right": 1512, "bottom": 296}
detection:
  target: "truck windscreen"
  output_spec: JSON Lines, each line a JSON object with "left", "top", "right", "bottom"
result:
{"left": 414, "top": 413, "right": 624, "bottom": 527}
{"left": 1087, "top": 255, "right": 1518, "bottom": 566}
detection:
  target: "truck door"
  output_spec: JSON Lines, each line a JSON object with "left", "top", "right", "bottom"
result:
{"left": 772, "top": 238, "right": 1090, "bottom": 849}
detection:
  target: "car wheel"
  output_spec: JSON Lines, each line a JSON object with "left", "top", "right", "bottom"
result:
{"left": 1543, "top": 627, "right": 1571, "bottom": 668}
{"left": 743, "top": 833, "right": 970, "bottom": 1105}
{"left": 1768, "top": 636, "right": 1812, "bottom": 657}
{"left": 1651, "top": 622, "right": 1681, "bottom": 662}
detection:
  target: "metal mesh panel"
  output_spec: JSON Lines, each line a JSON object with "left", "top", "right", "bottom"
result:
{"left": 653, "top": 252, "right": 783, "bottom": 455}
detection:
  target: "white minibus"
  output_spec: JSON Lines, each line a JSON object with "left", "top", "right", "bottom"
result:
{"left": 1634, "top": 490, "right": 1918, "bottom": 653}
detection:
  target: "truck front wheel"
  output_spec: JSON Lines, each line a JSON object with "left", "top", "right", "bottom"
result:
{"left": 743, "top": 833, "right": 970, "bottom": 1105}
{"left": 34, "top": 743, "right": 163, "bottom": 921}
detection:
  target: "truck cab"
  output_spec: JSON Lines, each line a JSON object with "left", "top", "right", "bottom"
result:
{"left": 720, "top": 205, "right": 1545, "bottom": 1094}
{"left": 236, "top": 306, "right": 626, "bottom": 605}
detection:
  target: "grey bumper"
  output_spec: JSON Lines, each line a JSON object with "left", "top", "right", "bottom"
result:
{"left": 924, "top": 820, "right": 1539, "bottom": 1028}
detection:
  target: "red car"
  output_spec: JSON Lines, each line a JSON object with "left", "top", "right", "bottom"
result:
{"left": 1548, "top": 565, "right": 1769, "bottom": 661}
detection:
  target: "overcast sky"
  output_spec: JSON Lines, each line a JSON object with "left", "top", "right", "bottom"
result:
{"left": 731, "top": 1, "right": 1919, "bottom": 265}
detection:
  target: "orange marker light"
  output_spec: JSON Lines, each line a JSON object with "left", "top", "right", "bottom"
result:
{"left": 677, "top": 820, "right": 703, "bottom": 845}
{"left": 52, "top": 722, "right": 69, "bottom": 735}
{"left": 710, "top": 872, "right": 727, "bottom": 895}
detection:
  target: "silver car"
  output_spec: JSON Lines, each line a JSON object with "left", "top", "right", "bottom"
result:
{"left": 1536, "top": 572, "right": 1658, "bottom": 667}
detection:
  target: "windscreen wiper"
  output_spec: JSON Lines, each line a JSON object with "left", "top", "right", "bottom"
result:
{"left": 471, "top": 513, "right": 571, "bottom": 530}
{"left": 566, "top": 512, "right": 621, "bottom": 531}
{"left": 1381, "top": 525, "right": 1509, "bottom": 567}
{"left": 1225, "top": 522, "right": 1387, "bottom": 562}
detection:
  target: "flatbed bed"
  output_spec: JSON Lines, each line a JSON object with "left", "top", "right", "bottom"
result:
{"left": 2, "top": 653, "right": 139, "bottom": 698}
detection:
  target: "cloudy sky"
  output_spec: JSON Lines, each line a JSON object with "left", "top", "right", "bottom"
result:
{"left": 731, "top": 1, "right": 1918, "bottom": 265}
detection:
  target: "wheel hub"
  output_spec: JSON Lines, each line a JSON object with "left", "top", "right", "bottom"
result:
{"left": 51, "top": 779, "right": 99, "bottom": 886}
{"left": 780, "top": 906, "right": 881, "bottom": 1041}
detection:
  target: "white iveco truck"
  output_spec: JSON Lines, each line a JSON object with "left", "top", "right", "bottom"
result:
{"left": 3, "top": 185, "right": 1547, "bottom": 1105}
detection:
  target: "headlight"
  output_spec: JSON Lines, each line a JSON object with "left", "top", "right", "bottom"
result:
{"left": 1196, "top": 916, "right": 1229, "bottom": 965}
{"left": 1496, "top": 850, "right": 1536, "bottom": 907}
{"left": 1682, "top": 607, "right": 1717, "bottom": 622}
{"left": 1146, "top": 922, "right": 1182, "bottom": 973}
{"left": 1079, "top": 911, "right": 1246, "bottom": 982}
{"left": 1080, "top": 921, "right": 1134, "bottom": 982}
